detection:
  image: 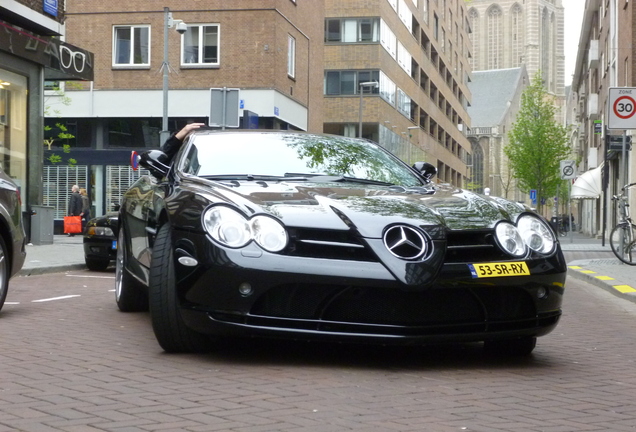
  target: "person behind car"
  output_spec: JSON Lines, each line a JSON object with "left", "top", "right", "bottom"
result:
{"left": 80, "top": 188, "right": 91, "bottom": 229}
{"left": 161, "top": 123, "right": 206, "bottom": 161}
{"left": 67, "top": 185, "right": 82, "bottom": 236}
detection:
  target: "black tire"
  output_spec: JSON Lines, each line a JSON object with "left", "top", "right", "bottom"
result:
{"left": 115, "top": 227, "right": 148, "bottom": 312}
{"left": 610, "top": 223, "right": 636, "bottom": 265}
{"left": 0, "top": 235, "right": 9, "bottom": 312}
{"left": 85, "top": 257, "right": 110, "bottom": 271}
{"left": 484, "top": 337, "right": 537, "bottom": 357}
{"left": 148, "top": 223, "right": 212, "bottom": 353}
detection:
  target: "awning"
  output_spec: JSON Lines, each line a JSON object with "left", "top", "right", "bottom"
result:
{"left": 571, "top": 165, "right": 603, "bottom": 199}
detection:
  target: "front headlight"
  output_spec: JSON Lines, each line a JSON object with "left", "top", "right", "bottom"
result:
{"left": 86, "top": 226, "right": 114, "bottom": 237}
{"left": 203, "top": 206, "right": 251, "bottom": 248}
{"left": 251, "top": 216, "right": 288, "bottom": 252}
{"left": 517, "top": 214, "right": 555, "bottom": 254}
{"left": 495, "top": 221, "right": 527, "bottom": 257}
{"left": 203, "top": 206, "right": 288, "bottom": 252}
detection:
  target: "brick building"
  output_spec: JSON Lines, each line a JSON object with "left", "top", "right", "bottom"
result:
{"left": 46, "top": 0, "right": 323, "bottom": 220}
{"left": 569, "top": 0, "right": 635, "bottom": 238}
{"left": 323, "top": 0, "right": 473, "bottom": 186}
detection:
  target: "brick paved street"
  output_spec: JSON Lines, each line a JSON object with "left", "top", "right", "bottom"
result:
{"left": 2, "top": 269, "right": 636, "bottom": 431}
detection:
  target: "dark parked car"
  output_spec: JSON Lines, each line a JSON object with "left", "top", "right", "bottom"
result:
{"left": 116, "top": 130, "right": 567, "bottom": 355}
{"left": 0, "top": 170, "right": 26, "bottom": 312}
{"left": 83, "top": 213, "right": 118, "bottom": 271}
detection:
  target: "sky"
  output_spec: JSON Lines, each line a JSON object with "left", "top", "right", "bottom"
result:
{"left": 562, "top": 0, "right": 585, "bottom": 86}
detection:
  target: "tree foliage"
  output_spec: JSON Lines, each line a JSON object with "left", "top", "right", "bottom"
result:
{"left": 504, "top": 73, "right": 570, "bottom": 211}
{"left": 44, "top": 84, "right": 77, "bottom": 166}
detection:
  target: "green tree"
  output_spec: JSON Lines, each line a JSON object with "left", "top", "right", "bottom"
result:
{"left": 44, "top": 84, "right": 77, "bottom": 166}
{"left": 504, "top": 73, "right": 570, "bottom": 212}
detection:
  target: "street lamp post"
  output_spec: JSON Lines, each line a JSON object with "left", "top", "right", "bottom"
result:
{"left": 358, "top": 81, "right": 378, "bottom": 138}
{"left": 161, "top": 7, "right": 187, "bottom": 143}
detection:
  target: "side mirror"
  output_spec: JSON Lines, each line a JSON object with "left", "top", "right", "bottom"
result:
{"left": 139, "top": 150, "right": 170, "bottom": 179}
{"left": 412, "top": 162, "right": 437, "bottom": 183}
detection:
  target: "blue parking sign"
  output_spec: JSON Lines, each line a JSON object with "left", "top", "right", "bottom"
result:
{"left": 529, "top": 189, "right": 537, "bottom": 204}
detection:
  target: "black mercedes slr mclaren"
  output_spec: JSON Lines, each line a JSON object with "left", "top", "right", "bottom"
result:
{"left": 115, "top": 130, "right": 567, "bottom": 355}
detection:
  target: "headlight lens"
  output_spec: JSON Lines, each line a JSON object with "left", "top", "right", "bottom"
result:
{"left": 517, "top": 215, "right": 555, "bottom": 254}
{"left": 87, "top": 226, "right": 114, "bottom": 237}
{"left": 251, "top": 216, "right": 288, "bottom": 252}
{"left": 203, "top": 206, "right": 288, "bottom": 252}
{"left": 203, "top": 206, "right": 251, "bottom": 248}
{"left": 495, "top": 222, "right": 526, "bottom": 257}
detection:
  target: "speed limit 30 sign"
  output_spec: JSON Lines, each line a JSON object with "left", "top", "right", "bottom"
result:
{"left": 608, "top": 87, "right": 636, "bottom": 129}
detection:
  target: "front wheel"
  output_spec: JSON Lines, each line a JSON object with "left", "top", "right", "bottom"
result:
{"left": 115, "top": 227, "right": 148, "bottom": 311}
{"left": 610, "top": 223, "right": 636, "bottom": 265}
{"left": 148, "top": 223, "right": 213, "bottom": 353}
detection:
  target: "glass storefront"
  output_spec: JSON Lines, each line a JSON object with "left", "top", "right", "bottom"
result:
{"left": 0, "top": 68, "right": 27, "bottom": 212}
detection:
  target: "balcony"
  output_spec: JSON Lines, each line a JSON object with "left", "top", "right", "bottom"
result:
{"left": 588, "top": 40, "right": 599, "bottom": 69}
{"left": 587, "top": 93, "right": 599, "bottom": 119}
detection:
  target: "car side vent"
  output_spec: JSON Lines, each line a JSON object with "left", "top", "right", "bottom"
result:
{"left": 445, "top": 229, "right": 509, "bottom": 263}
{"left": 287, "top": 228, "right": 377, "bottom": 261}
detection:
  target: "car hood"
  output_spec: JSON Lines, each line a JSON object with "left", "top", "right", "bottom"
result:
{"left": 179, "top": 179, "right": 526, "bottom": 237}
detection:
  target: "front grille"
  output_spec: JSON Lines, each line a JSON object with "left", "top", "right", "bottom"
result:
{"left": 286, "top": 228, "right": 377, "bottom": 261}
{"left": 445, "top": 229, "right": 509, "bottom": 263}
{"left": 239, "top": 284, "right": 539, "bottom": 336}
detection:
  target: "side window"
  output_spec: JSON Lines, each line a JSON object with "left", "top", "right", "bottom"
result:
{"left": 113, "top": 25, "right": 150, "bottom": 67}
{"left": 182, "top": 24, "right": 220, "bottom": 66}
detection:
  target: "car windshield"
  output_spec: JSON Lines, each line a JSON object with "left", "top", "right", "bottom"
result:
{"left": 178, "top": 132, "right": 423, "bottom": 187}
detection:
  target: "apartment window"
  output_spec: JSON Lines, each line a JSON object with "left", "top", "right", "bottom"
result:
{"left": 387, "top": 0, "right": 398, "bottom": 11}
{"left": 434, "top": 13, "right": 439, "bottom": 40}
{"left": 380, "top": 19, "right": 397, "bottom": 59}
{"left": 288, "top": 35, "right": 296, "bottom": 78}
{"left": 325, "top": 18, "right": 380, "bottom": 43}
{"left": 397, "top": 88, "right": 412, "bottom": 118}
{"left": 324, "top": 70, "right": 380, "bottom": 96}
{"left": 379, "top": 71, "right": 396, "bottom": 106}
{"left": 182, "top": 24, "right": 219, "bottom": 66}
{"left": 423, "top": 0, "right": 429, "bottom": 24}
{"left": 113, "top": 25, "right": 150, "bottom": 66}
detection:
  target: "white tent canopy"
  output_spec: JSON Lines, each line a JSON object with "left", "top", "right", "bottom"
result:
{"left": 571, "top": 165, "right": 602, "bottom": 199}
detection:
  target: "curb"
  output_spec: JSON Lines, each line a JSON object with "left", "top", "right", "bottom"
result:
{"left": 17, "top": 263, "right": 87, "bottom": 277}
{"left": 567, "top": 266, "right": 636, "bottom": 304}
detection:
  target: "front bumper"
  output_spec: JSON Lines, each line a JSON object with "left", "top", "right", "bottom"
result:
{"left": 83, "top": 237, "right": 117, "bottom": 261}
{"left": 174, "top": 231, "right": 567, "bottom": 344}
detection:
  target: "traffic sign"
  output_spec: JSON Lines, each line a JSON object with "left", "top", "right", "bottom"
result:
{"left": 529, "top": 189, "right": 537, "bottom": 205}
{"left": 209, "top": 87, "right": 240, "bottom": 128}
{"left": 560, "top": 160, "right": 576, "bottom": 180}
{"left": 608, "top": 87, "right": 636, "bottom": 129}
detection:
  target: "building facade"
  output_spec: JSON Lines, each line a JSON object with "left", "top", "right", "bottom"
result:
{"left": 324, "top": 0, "right": 473, "bottom": 186}
{"left": 569, "top": 0, "right": 634, "bottom": 238}
{"left": 0, "top": 0, "right": 93, "bottom": 238}
{"left": 467, "top": 0, "right": 564, "bottom": 99}
{"left": 46, "top": 0, "right": 323, "bottom": 222}
{"left": 467, "top": 66, "right": 529, "bottom": 201}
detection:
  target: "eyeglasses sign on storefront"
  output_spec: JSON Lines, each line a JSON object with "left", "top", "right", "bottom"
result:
{"left": 0, "top": 19, "right": 94, "bottom": 82}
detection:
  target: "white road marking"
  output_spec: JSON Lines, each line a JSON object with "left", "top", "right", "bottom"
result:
{"left": 5, "top": 302, "right": 19, "bottom": 305}
{"left": 32, "top": 295, "right": 81, "bottom": 302}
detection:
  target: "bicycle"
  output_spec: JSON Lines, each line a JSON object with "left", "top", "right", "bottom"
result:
{"left": 609, "top": 182, "right": 636, "bottom": 265}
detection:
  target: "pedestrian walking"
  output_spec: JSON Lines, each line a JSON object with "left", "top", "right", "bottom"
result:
{"left": 80, "top": 188, "right": 91, "bottom": 229}
{"left": 67, "top": 185, "right": 82, "bottom": 236}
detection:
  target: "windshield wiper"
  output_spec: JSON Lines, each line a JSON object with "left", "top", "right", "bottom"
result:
{"left": 202, "top": 174, "right": 308, "bottom": 182}
{"left": 284, "top": 173, "right": 394, "bottom": 186}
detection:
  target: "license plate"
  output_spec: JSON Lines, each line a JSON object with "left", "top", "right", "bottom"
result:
{"left": 112, "top": 240, "right": 117, "bottom": 250}
{"left": 468, "top": 262, "right": 530, "bottom": 278}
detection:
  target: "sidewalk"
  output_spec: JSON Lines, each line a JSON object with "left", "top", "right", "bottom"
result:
{"left": 15, "top": 232, "right": 636, "bottom": 304}
{"left": 560, "top": 231, "right": 636, "bottom": 304}
{"left": 19, "top": 235, "right": 87, "bottom": 276}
